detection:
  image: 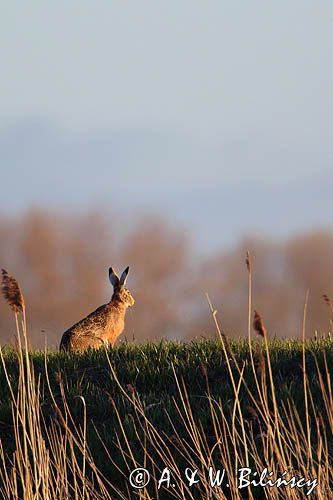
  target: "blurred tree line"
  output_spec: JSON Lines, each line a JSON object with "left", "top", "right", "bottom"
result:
{"left": 0, "top": 209, "right": 332, "bottom": 347}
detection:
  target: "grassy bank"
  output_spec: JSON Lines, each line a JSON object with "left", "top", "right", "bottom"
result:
{"left": 0, "top": 336, "right": 332, "bottom": 498}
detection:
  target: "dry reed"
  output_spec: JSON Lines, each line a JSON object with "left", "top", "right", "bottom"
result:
{"left": 1, "top": 269, "right": 25, "bottom": 314}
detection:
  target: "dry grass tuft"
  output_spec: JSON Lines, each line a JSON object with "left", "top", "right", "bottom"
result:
{"left": 1, "top": 269, "right": 25, "bottom": 314}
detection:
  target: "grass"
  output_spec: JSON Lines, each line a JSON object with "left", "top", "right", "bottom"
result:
{"left": 0, "top": 269, "right": 332, "bottom": 498}
{"left": 0, "top": 336, "right": 332, "bottom": 498}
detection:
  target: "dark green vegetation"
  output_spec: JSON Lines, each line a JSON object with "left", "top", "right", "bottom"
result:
{"left": 0, "top": 337, "right": 332, "bottom": 498}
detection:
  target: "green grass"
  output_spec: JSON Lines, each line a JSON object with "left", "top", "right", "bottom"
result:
{"left": 0, "top": 337, "right": 332, "bottom": 497}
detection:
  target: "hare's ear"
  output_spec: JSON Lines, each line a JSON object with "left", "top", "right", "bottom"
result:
{"left": 119, "top": 266, "right": 129, "bottom": 285}
{"left": 109, "top": 267, "right": 119, "bottom": 288}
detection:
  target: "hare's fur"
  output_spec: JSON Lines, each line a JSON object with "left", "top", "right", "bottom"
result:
{"left": 60, "top": 267, "right": 134, "bottom": 352}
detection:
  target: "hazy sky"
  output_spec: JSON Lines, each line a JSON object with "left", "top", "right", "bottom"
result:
{"left": 1, "top": 1, "right": 332, "bottom": 251}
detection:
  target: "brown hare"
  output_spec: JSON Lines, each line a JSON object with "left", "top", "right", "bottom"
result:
{"left": 60, "top": 266, "right": 135, "bottom": 352}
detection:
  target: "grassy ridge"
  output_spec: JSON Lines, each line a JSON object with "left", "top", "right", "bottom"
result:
{"left": 0, "top": 337, "right": 332, "bottom": 497}
{"left": 1, "top": 337, "right": 332, "bottom": 422}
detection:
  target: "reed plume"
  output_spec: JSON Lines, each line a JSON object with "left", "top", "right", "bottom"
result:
{"left": 1, "top": 269, "right": 25, "bottom": 314}
{"left": 255, "top": 341, "right": 266, "bottom": 379}
{"left": 323, "top": 294, "right": 333, "bottom": 330}
{"left": 245, "top": 250, "right": 251, "bottom": 272}
{"left": 253, "top": 309, "right": 267, "bottom": 338}
{"left": 323, "top": 294, "right": 333, "bottom": 311}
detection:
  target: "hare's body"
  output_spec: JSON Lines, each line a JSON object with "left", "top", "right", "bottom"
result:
{"left": 60, "top": 267, "right": 134, "bottom": 352}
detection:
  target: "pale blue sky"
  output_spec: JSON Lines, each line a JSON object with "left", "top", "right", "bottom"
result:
{"left": 1, "top": 1, "right": 332, "bottom": 251}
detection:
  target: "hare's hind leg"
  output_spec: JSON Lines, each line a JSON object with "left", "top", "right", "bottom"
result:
{"left": 70, "top": 335, "right": 105, "bottom": 352}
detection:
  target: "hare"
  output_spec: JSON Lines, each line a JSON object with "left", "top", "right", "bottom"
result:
{"left": 60, "top": 266, "right": 135, "bottom": 352}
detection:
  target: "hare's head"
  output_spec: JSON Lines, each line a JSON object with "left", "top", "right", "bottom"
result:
{"left": 109, "top": 266, "right": 135, "bottom": 307}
